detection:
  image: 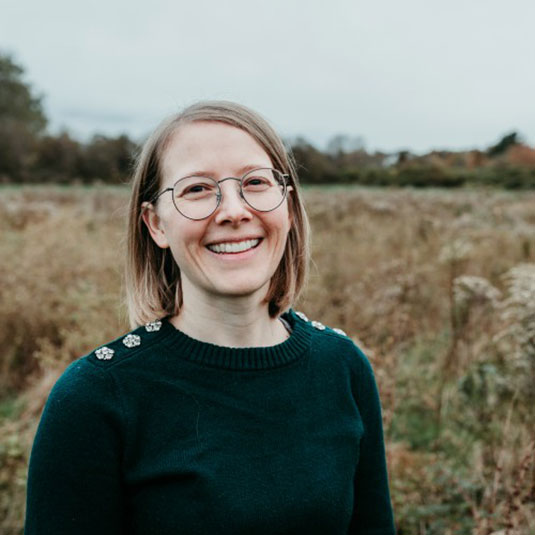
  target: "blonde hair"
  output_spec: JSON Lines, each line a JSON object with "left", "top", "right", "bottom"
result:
{"left": 125, "top": 100, "right": 310, "bottom": 328}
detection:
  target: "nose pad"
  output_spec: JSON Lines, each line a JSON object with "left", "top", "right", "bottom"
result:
{"left": 214, "top": 181, "right": 252, "bottom": 223}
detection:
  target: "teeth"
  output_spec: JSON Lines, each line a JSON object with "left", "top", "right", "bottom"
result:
{"left": 207, "top": 239, "right": 260, "bottom": 254}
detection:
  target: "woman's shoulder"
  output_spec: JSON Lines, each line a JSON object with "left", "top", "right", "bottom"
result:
{"left": 290, "top": 309, "right": 349, "bottom": 339}
{"left": 43, "top": 319, "right": 171, "bottom": 414}
{"left": 80, "top": 318, "right": 172, "bottom": 369}
{"left": 289, "top": 309, "right": 379, "bottom": 397}
{"left": 43, "top": 319, "right": 170, "bottom": 404}
{"left": 289, "top": 308, "right": 370, "bottom": 364}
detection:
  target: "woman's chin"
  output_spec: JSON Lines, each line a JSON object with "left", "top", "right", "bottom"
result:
{"left": 207, "top": 278, "right": 271, "bottom": 301}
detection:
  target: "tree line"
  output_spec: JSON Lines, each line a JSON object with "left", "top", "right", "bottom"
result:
{"left": 0, "top": 52, "right": 136, "bottom": 184}
{"left": 1, "top": 51, "right": 534, "bottom": 188}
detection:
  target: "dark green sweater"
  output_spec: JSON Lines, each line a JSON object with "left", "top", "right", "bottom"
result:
{"left": 25, "top": 309, "right": 395, "bottom": 534}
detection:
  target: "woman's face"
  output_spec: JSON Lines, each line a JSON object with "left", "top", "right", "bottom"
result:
{"left": 143, "top": 121, "right": 292, "bottom": 304}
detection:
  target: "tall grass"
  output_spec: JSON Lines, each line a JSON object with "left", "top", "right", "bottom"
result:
{"left": 1, "top": 185, "right": 534, "bottom": 534}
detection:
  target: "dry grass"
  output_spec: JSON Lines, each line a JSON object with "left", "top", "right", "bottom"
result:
{"left": 1, "top": 184, "right": 534, "bottom": 535}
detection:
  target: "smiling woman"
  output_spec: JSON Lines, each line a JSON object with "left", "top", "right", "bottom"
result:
{"left": 24, "top": 101, "right": 396, "bottom": 534}
{"left": 139, "top": 121, "right": 293, "bottom": 339}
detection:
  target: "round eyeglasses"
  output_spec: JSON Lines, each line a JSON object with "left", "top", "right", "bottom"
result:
{"left": 151, "top": 167, "right": 290, "bottom": 220}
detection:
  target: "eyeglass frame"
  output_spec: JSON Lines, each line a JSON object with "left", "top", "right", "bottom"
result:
{"left": 149, "top": 167, "right": 291, "bottom": 221}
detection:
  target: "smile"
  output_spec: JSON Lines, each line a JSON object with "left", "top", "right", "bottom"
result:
{"left": 206, "top": 238, "right": 261, "bottom": 254}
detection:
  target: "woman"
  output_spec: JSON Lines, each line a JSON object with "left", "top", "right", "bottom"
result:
{"left": 25, "top": 101, "right": 396, "bottom": 534}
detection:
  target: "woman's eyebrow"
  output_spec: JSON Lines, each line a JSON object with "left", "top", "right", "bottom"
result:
{"left": 182, "top": 164, "right": 269, "bottom": 178}
{"left": 237, "top": 164, "right": 269, "bottom": 174}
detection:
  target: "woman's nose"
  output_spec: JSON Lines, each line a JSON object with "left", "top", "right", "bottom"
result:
{"left": 213, "top": 180, "right": 253, "bottom": 225}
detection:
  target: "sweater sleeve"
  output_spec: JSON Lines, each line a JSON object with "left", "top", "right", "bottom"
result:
{"left": 348, "top": 345, "right": 396, "bottom": 535}
{"left": 25, "top": 358, "right": 126, "bottom": 535}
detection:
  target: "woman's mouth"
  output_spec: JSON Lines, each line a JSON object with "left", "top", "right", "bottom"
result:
{"left": 206, "top": 238, "right": 262, "bottom": 254}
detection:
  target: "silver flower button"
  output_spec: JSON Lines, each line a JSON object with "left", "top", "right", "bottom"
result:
{"left": 145, "top": 321, "right": 162, "bottom": 332}
{"left": 95, "top": 346, "right": 114, "bottom": 360}
{"left": 311, "top": 320, "right": 326, "bottom": 330}
{"left": 295, "top": 311, "right": 309, "bottom": 322}
{"left": 333, "top": 328, "right": 347, "bottom": 336}
{"left": 123, "top": 334, "right": 141, "bottom": 348}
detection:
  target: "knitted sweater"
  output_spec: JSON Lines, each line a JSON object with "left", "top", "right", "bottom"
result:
{"left": 25, "top": 309, "right": 396, "bottom": 534}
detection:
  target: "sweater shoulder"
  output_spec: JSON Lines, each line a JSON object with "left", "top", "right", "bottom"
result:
{"left": 38, "top": 349, "right": 125, "bottom": 440}
{"left": 289, "top": 309, "right": 372, "bottom": 370}
{"left": 291, "top": 309, "right": 350, "bottom": 339}
{"left": 83, "top": 319, "right": 171, "bottom": 369}
{"left": 290, "top": 308, "right": 359, "bottom": 347}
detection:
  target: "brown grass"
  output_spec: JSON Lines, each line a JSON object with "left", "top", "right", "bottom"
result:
{"left": 1, "top": 184, "right": 534, "bottom": 534}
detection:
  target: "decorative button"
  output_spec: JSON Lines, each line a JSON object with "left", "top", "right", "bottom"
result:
{"left": 145, "top": 320, "right": 162, "bottom": 332}
{"left": 122, "top": 334, "right": 141, "bottom": 348}
{"left": 311, "top": 320, "right": 325, "bottom": 330}
{"left": 333, "top": 328, "right": 347, "bottom": 336}
{"left": 295, "top": 311, "right": 309, "bottom": 322}
{"left": 95, "top": 346, "right": 114, "bottom": 360}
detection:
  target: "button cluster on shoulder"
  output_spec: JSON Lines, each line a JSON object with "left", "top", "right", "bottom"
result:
{"left": 95, "top": 346, "right": 115, "bottom": 360}
{"left": 145, "top": 320, "right": 162, "bottom": 332}
{"left": 294, "top": 310, "right": 347, "bottom": 337}
{"left": 93, "top": 319, "right": 164, "bottom": 361}
{"left": 295, "top": 311, "right": 309, "bottom": 322}
{"left": 122, "top": 333, "right": 141, "bottom": 348}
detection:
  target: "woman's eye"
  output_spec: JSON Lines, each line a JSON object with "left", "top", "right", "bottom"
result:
{"left": 243, "top": 176, "right": 271, "bottom": 188}
{"left": 187, "top": 185, "right": 207, "bottom": 193}
{"left": 176, "top": 180, "right": 216, "bottom": 198}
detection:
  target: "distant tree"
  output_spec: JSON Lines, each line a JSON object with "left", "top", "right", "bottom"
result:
{"left": 78, "top": 134, "right": 137, "bottom": 183}
{"left": 0, "top": 120, "right": 36, "bottom": 182}
{"left": 466, "top": 150, "right": 487, "bottom": 169}
{"left": 326, "top": 134, "right": 365, "bottom": 157}
{"left": 487, "top": 131, "right": 521, "bottom": 157}
{"left": 0, "top": 52, "right": 47, "bottom": 181}
{"left": 33, "top": 132, "right": 83, "bottom": 183}
{"left": 397, "top": 150, "right": 411, "bottom": 165}
{"left": 340, "top": 150, "right": 385, "bottom": 170}
{"left": 0, "top": 52, "right": 47, "bottom": 132}
{"left": 289, "top": 137, "right": 338, "bottom": 184}
{"left": 506, "top": 144, "right": 535, "bottom": 167}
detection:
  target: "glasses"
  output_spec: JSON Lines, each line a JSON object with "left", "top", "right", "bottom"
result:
{"left": 151, "top": 167, "right": 290, "bottom": 220}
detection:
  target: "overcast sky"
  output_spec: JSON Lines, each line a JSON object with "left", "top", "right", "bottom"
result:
{"left": 2, "top": 0, "right": 534, "bottom": 154}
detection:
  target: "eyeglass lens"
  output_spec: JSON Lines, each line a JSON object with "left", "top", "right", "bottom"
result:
{"left": 171, "top": 168, "right": 286, "bottom": 220}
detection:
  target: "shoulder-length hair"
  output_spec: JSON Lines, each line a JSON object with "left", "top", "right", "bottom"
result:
{"left": 125, "top": 100, "right": 310, "bottom": 328}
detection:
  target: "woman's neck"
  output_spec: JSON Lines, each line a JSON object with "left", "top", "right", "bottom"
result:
{"left": 169, "top": 283, "right": 289, "bottom": 348}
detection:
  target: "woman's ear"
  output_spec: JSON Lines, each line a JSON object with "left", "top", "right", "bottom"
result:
{"left": 141, "top": 202, "right": 170, "bottom": 249}
{"left": 286, "top": 186, "right": 294, "bottom": 226}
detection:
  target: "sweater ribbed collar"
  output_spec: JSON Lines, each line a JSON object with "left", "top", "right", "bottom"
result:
{"left": 159, "top": 309, "right": 311, "bottom": 371}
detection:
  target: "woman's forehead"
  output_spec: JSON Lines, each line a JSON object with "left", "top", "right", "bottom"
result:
{"left": 161, "top": 121, "right": 272, "bottom": 179}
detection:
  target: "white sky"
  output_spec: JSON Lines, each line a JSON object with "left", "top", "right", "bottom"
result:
{"left": 1, "top": 0, "right": 534, "bottom": 154}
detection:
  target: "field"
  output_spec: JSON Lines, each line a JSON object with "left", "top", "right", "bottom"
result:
{"left": 1, "top": 185, "right": 534, "bottom": 534}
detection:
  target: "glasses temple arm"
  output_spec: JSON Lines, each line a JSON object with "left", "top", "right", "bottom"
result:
{"left": 149, "top": 187, "right": 173, "bottom": 204}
